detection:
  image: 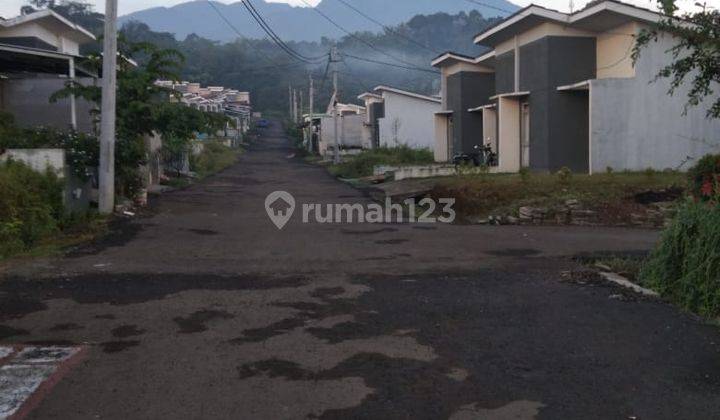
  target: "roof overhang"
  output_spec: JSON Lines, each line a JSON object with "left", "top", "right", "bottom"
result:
{"left": 489, "top": 91, "right": 530, "bottom": 100}
{"left": 434, "top": 110, "right": 454, "bottom": 116}
{"left": 557, "top": 80, "right": 590, "bottom": 91}
{"left": 474, "top": 0, "right": 669, "bottom": 47}
{"left": 431, "top": 50, "right": 496, "bottom": 69}
{"left": 357, "top": 92, "right": 383, "bottom": 101}
{"left": 0, "top": 10, "right": 96, "bottom": 44}
{"left": 468, "top": 103, "right": 498, "bottom": 112}
{"left": 374, "top": 85, "right": 441, "bottom": 104}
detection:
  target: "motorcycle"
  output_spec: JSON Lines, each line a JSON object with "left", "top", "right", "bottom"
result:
{"left": 452, "top": 143, "right": 497, "bottom": 167}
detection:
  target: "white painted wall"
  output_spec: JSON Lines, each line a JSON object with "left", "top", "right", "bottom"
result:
{"left": 378, "top": 92, "right": 440, "bottom": 150}
{"left": 590, "top": 33, "right": 720, "bottom": 172}
{"left": 0, "top": 21, "right": 79, "bottom": 55}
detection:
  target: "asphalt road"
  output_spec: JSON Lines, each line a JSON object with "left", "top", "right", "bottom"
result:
{"left": 1, "top": 121, "right": 719, "bottom": 419}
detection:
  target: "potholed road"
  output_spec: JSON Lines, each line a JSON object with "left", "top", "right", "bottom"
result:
{"left": 1, "top": 121, "right": 719, "bottom": 419}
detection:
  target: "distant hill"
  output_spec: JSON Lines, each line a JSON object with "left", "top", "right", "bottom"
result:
{"left": 118, "top": 0, "right": 519, "bottom": 42}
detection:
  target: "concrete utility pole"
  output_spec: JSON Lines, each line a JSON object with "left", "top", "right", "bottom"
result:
{"left": 299, "top": 90, "right": 303, "bottom": 123}
{"left": 331, "top": 44, "right": 340, "bottom": 164}
{"left": 98, "top": 0, "right": 118, "bottom": 214}
{"left": 308, "top": 74, "right": 314, "bottom": 153}
{"left": 292, "top": 89, "right": 298, "bottom": 123}
{"left": 288, "top": 84, "right": 293, "bottom": 118}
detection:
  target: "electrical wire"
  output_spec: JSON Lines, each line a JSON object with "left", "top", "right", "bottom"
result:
{"left": 340, "top": 52, "right": 440, "bottom": 74}
{"left": 296, "top": 0, "right": 435, "bottom": 72}
{"left": 242, "top": 0, "right": 328, "bottom": 63}
{"left": 331, "top": 0, "right": 440, "bottom": 54}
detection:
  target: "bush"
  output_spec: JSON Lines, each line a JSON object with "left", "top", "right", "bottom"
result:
{"left": 640, "top": 199, "right": 720, "bottom": 317}
{"left": 556, "top": 167, "right": 573, "bottom": 185}
{"left": 329, "top": 146, "right": 434, "bottom": 179}
{"left": 687, "top": 154, "right": 720, "bottom": 201}
{"left": 0, "top": 161, "right": 64, "bottom": 256}
{"left": 190, "top": 141, "right": 239, "bottom": 178}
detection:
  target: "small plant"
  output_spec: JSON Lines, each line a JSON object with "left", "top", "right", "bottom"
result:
{"left": 556, "top": 167, "right": 573, "bottom": 185}
{"left": 687, "top": 154, "right": 720, "bottom": 201}
{"left": 519, "top": 167, "right": 531, "bottom": 184}
{"left": 606, "top": 166, "right": 614, "bottom": 175}
{"left": 644, "top": 167, "right": 657, "bottom": 178}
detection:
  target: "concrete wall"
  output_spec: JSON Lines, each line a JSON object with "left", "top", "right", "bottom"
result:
{"left": 0, "top": 148, "right": 91, "bottom": 213}
{"left": 0, "top": 77, "right": 96, "bottom": 134}
{"left": 498, "top": 97, "right": 521, "bottom": 172}
{"left": 446, "top": 72, "right": 495, "bottom": 155}
{"left": 434, "top": 114, "right": 449, "bottom": 162}
{"left": 518, "top": 36, "right": 596, "bottom": 172}
{"left": 590, "top": 34, "right": 720, "bottom": 172}
{"left": 319, "top": 113, "right": 365, "bottom": 156}
{"left": 495, "top": 51, "right": 515, "bottom": 94}
{"left": 378, "top": 92, "right": 439, "bottom": 150}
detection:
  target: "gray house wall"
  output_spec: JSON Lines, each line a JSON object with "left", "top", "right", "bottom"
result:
{"left": 519, "top": 36, "right": 596, "bottom": 172}
{"left": 495, "top": 51, "right": 514, "bottom": 94}
{"left": 0, "top": 77, "right": 96, "bottom": 134}
{"left": 447, "top": 71, "right": 496, "bottom": 154}
{"left": 590, "top": 35, "right": 720, "bottom": 172}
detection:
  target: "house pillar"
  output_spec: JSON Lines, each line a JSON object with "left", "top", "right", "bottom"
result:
{"left": 69, "top": 56, "right": 77, "bottom": 130}
{"left": 497, "top": 97, "right": 521, "bottom": 172}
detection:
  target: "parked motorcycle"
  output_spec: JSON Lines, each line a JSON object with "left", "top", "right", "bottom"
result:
{"left": 452, "top": 144, "right": 497, "bottom": 167}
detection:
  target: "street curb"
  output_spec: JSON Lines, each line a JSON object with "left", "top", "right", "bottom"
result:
{"left": 598, "top": 272, "right": 660, "bottom": 297}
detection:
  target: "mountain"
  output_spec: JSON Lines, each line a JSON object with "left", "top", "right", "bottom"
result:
{"left": 118, "top": 0, "right": 519, "bottom": 42}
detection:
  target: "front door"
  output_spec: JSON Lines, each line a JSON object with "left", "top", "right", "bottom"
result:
{"left": 520, "top": 102, "right": 530, "bottom": 168}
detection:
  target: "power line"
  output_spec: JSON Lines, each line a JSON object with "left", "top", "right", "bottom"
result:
{"left": 340, "top": 52, "right": 440, "bottom": 74}
{"left": 242, "top": 0, "right": 328, "bottom": 63}
{"left": 331, "top": 0, "right": 440, "bottom": 54}
{"left": 296, "top": 0, "right": 434, "bottom": 73}
{"left": 205, "top": 0, "right": 280, "bottom": 65}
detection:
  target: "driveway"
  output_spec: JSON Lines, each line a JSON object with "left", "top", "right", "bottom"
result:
{"left": 1, "top": 121, "right": 718, "bottom": 419}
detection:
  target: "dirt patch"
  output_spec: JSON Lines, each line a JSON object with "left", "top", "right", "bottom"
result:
{"left": 485, "top": 249, "right": 541, "bottom": 257}
{"left": 230, "top": 318, "right": 305, "bottom": 344}
{"left": 174, "top": 309, "right": 234, "bottom": 334}
{"left": 49, "top": 323, "right": 83, "bottom": 332}
{"left": 0, "top": 324, "right": 29, "bottom": 340}
{"left": 375, "top": 239, "right": 409, "bottom": 245}
{"left": 111, "top": 325, "right": 146, "bottom": 338}
{"left": 306, "top": 321, "right": 380, "bottom": 344}
{"left": 101, "top": 340, "right": 140, "bottom": 353}
{"left": 311, "top": 287, "right": 346, "bottom": 299}
{"left": 238, "top": 359, "right": 316, "bottom": 381}
{"left": 633, "top": 187, "right": 683, "bottom": 205}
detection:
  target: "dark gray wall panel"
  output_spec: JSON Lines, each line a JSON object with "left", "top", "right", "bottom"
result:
{"left": 495, "top": 51, "right": 514, "bottom": 94}
{"left": 448, "top": 71, "right": 497, "bottom": 154}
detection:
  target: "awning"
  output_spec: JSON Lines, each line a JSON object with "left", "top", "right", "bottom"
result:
{"left": 557, "top": 80, "right": 590, "bottom": 91}
{"left": 489, "top": 91, "right": 530, "bottom": 100}
{"left": 468, "top": 104, "right": 497, "bottom": 113}
{"left": 434, "top": 110, "right": 454, "bottom": 116}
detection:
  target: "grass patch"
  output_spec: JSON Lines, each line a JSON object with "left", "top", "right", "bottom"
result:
{"left": 429, "top": 171, "right": 685, "bottom": 222}
{"left": 191, "top": 141, "right": 242, "bottom": 179}
{"left": 328, "top": 146, "right": 434, "bottom": 179}
{"left": 641, "top": 199, "right": 720, "bottom": 318}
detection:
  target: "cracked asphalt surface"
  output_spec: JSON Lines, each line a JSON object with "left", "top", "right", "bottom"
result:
{"left": 1, "top": 121, "right": 720, "bottom": 419}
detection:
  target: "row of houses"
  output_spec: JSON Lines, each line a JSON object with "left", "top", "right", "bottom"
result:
{"left": 308, "top": 0, "right": 719, "bottom": 174}
{"left": 1, "top": 9, "right": 253, "bottom": 211}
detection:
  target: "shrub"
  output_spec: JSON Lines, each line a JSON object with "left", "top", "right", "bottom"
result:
{"left": 190, "top": 141, "right": 239, "bottom": 178}
{"left": 0, "top": 161, "right": 63, "bottom": 256}
{"left": 329, "top": 146, "right": 434, "bottom": 179}
{"left": 640, "top": 198, "right": 720, "bottom": 317}
{"left": 519, "top": 167, "right": 531, "bottom": 184}
{"left": 556, "top": 167, "right": 573, "bottom": 185}
{"left": 687, "top": 154, "right": 720, "bottom": 201}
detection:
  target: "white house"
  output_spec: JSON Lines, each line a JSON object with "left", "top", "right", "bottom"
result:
{"left": 372, "top": 86, "right": 441, "bottom": 150}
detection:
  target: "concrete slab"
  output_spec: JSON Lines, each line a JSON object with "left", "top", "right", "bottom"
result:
{"left": 0, "top": 364, "right": 56, "bottom": 419}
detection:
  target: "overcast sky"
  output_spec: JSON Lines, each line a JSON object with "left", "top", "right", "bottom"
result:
{"left": 0, "top": 0, "right": 709, "bottom": 20}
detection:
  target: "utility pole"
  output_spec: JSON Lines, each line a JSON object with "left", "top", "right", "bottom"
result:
{"left": 288, "top": 83, "right": 293, "bottom": 118}
{"left": 299, "top": 90, "right": 303, "bottom": 123}
{"left": 292, "top": 89, "right": 298, "bottom": 123}
{"left": 331, "top": 44, "right": 340, "bottom": 164}
{"left": 98, "top": 0, "right": 118, "bottom": 214}
{"left": 308, "top": 74, "right": 314, "bottom": 153}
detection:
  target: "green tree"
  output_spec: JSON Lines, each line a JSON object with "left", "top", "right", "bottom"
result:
{"left": 633, "top": 1, "right": 720, "bottom": 118}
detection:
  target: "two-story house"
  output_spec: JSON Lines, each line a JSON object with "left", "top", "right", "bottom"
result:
{"left": 433, "top": 0, "right": 720, "bottom": 173}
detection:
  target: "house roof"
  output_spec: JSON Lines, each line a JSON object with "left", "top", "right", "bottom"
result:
{"left": 373, "top": 85, "right": 441, "bottom": 104}
{"left": 430, "top": 50, "right": 495, "bottom": 68}
{"left": 473, "top": 0, "right": 668, "bottom": 46}
{"left": 0, "top": 10, "right": 95, "bottom": 44}
{"left": 0, "top": 42, "right": 95, "bottom": 76}
{"left": 357, "top": 92, "right": 383, "bottom": 101}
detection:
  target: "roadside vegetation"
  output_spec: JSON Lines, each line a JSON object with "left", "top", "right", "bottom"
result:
{"left": 190, "top": 141, "right": 242, "bottom": 179}
{"left": 328, "top": 146, "right": 434, "bottom": 179}
{"left": 0, "top": 160, "right": 104, "bottom": 260}
{"left": 429, "top": 169, "right": 685, "bottom": 224}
